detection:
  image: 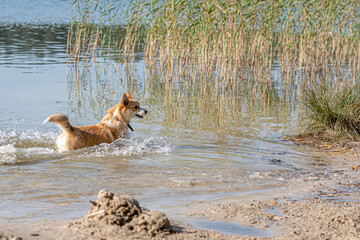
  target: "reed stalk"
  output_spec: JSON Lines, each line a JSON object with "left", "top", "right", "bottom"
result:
{"left": 65, "top": 0, "right": 360, "bottom": 137}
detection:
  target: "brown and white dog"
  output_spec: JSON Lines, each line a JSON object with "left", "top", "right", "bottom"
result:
{"left": 43, "top": 92, "right": 147, "bottom": 152}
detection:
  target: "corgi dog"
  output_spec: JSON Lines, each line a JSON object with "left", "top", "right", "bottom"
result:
{"left": 43, "top": 92, "right": 147, "bottom": 152}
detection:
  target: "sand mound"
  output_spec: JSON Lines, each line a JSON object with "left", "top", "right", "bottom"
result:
{"left": 69, "top": 190, "right": 173, "bottom": 238}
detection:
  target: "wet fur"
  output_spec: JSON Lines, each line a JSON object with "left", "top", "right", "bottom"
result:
{"left": 43, "top": 92, "right": 147, "bottom": 152}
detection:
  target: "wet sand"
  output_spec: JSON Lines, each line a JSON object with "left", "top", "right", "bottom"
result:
{"left": 1, "top": 142, "right": 360, "bottom": 240}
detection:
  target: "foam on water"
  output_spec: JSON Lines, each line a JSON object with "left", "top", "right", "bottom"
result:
{"left": 0, "top": 144, "right": 17, "bottom": 164}
{"left": 0, "top": 128, "right": 58, "bottom": 164}
{"left": 0, "top": 128, "right": 58, "bottom": 146}
{"left": 0, "top": 145, "right": 56, "bottom": 164}
{"left": 19, "top": 147, "right": 55, "bottom": 156}
{"left": 80, "top": 137, "right": 174, "bottom": 158}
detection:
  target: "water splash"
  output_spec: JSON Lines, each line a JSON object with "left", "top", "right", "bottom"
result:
{"left": 80, "top": 137, "right": 174, "bottom": 157}
{"left": 0, "top": 144, "right": 17, "bottom": 164}
{"left": 0, "top": 128, "right": 58, "bottom": 147}
{"left": 0, "top": 144, "right": 56, "bottom": 165}
{"left": 0, "top": 128, "right": 58, "bottom": 164}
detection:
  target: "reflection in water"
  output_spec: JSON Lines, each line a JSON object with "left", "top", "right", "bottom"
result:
{"left": 66, "top": 54, "right": 295, "bottom": 138}
{"left": 0, "top": 24, "right": 68, "bottom": 67}
{"left": 144, "top": 75, "right": 291, "bottom": 138}
{"left": 190, "top": 219, "right": 273, "bottom": 237}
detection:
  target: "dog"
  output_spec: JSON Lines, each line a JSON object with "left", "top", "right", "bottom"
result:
{"left": 43, "top": 92, "right": 147, "bottom": 152}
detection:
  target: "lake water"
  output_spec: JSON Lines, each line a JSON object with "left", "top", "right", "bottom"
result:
{"left": 0, "top": 0, "right": 336, "bottom": 225}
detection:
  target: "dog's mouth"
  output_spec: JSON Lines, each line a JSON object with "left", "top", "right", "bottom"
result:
{"left": 135, "top": 114, "right": 144, "bottom": 119}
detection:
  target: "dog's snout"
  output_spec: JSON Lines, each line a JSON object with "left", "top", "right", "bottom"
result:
{"left": 140, "top": 108, "right": 147, "bottom": 115}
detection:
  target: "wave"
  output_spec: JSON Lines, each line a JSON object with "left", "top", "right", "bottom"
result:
{"left": 0, "top": 144, "right": 56, "bottom": 164}
{"left": 0, "top": 128, "right": 58, "bottom": 147}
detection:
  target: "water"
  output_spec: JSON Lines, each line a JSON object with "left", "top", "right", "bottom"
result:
{"left": 189, "top": 219, "right": 273, "bottom": 237}
{"left": 0, "top": 0, "right": 337, "bottom": 233}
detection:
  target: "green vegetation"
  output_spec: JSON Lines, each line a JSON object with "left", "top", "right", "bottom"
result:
{"left": 67, "top": 0, "right": 360, "bottom": 138}
{"left": 304, "top": 82, "right": 360, "bottom": 140}
{"left": 133, "top": 0, "right": 360, "bottom": 81}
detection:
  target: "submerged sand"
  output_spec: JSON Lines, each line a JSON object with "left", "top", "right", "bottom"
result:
{"left": 1, "top": 143, "right": 360, "bottom": 240}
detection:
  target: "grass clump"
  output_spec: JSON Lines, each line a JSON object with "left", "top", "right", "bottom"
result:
{"left": 304, "top": 83, "right": 360, "bottom": 140}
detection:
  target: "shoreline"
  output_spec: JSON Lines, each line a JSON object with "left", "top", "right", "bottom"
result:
{"left": 1, "top": 142, "right": 360, "bottom": 240}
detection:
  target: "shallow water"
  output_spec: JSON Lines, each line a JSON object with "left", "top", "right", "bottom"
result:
{"left": 0, "top": 0, "right": 338, "bottom": 232}
{"left": 189, "top": 219, "right": 274, "bottom": 237}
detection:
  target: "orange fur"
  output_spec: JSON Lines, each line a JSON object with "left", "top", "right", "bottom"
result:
{"left": 43, "top": 93, "right": 147, "bottom": 152}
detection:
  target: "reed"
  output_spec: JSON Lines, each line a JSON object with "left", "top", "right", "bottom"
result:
{"left": 131, "top": 0, "right": 360, "bottom": 83}
{"left": 68, "top": 0, "right": 360, "bottom": 86}
{"left": 66, "top": 0, "right": 360, "bottom": 137}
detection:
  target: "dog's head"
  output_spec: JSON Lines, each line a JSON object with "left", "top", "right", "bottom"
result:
{"left": 114, "top": 91, "right": 147, "bottom": 122}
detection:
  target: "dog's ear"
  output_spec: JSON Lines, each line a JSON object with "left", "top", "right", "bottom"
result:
{"left": 126, "top": 90, "right": 131, "bottom": 99}
{"left": 122, "top": 93, "right": 129, "bottom": 106}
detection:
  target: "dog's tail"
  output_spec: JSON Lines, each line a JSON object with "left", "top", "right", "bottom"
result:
{"left": 43, "top": 113, "right": 73, "bottom": 133}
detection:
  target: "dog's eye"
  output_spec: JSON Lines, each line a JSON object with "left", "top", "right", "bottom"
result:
{"left": 134, "top": 106, "right": 139, "bottom": 109}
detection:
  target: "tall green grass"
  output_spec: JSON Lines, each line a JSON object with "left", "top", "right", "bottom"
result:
{"left": 68, "top": 0, "right": 360, "bottom": 85}
{"left": 66, "top": 0, "right": 360, "bottom": 137}
{"left": 130, "top": 0, "right": 360, "bottom": 80}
